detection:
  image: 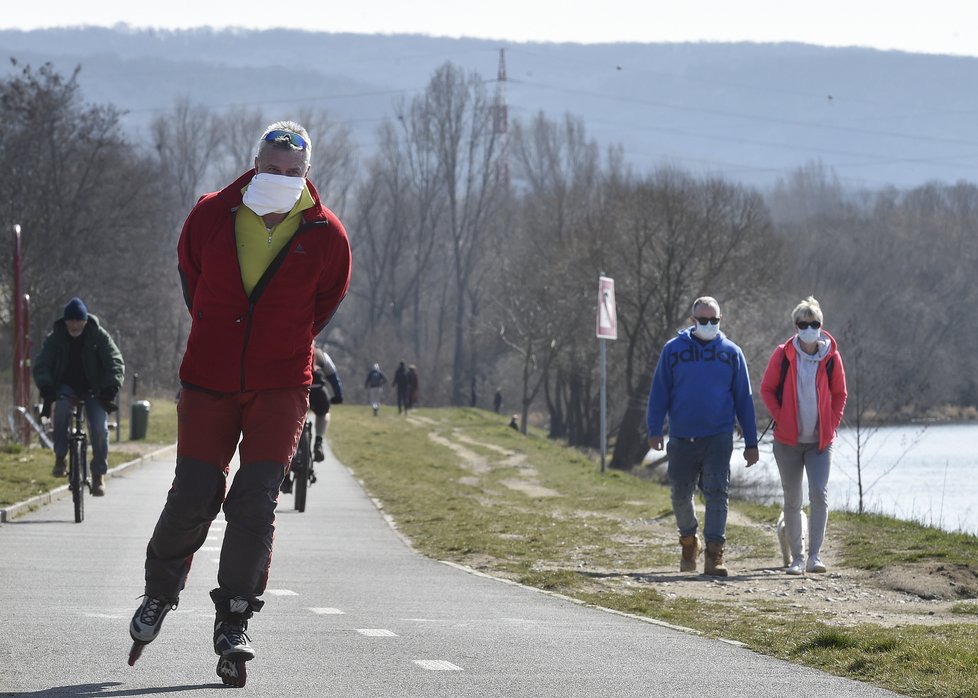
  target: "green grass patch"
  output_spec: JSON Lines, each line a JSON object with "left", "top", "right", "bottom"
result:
{"left": 950, "top": 602, "right": 978, "bottom": 616}
{"left": 833, "top": 510, "right": 978, "bottom": 568}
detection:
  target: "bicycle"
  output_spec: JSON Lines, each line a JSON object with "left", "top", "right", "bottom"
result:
{"left": 63, "top": 395, "right": 91, "bottom": 523}
{"left": 282, "top": 419, "right": 316, "bottom": 512}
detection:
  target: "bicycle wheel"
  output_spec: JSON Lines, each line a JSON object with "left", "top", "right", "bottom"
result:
{"left": 293, "top": 424, "right": 311, "bottom": 513}
{"left": 70, "top": 436, "right": 85, "bottom": 523}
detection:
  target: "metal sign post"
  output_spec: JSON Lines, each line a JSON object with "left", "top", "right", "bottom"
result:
{"left": 596, "top": 276, "right": 618, "bottom": 472}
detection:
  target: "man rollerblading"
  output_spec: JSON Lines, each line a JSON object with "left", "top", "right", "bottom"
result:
{"left": 127, "top": 596, "right": 177, "bottom": 666}
{"left": 127, "top": 120, "right": 350, "bottom": 687}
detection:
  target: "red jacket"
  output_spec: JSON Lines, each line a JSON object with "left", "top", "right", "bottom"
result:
{"left": 759, "top": 331, "right": 847, "bottom": 451}
{"left": 178, "top": 170, "right": 351, "bottom": 393}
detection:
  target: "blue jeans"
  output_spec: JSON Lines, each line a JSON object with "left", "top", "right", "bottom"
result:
{"left": 53, "top": 385, "right": 109, "bottom": 476}
{"left": 666, "top": 433, "right": 733, "bottom": 544}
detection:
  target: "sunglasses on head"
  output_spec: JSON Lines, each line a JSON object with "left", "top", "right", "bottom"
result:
{"left": 796, "top": 320, "right": 821, "bottom": 330}
{"left": 694, "top": 316, "right": 720, "bottom": 325}
{"left": 263, "top": 129, "right": 308, "bottom": 150}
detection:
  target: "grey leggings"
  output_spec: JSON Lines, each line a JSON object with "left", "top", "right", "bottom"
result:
{"left": 773, "top": 441, "right": 832, "bottom": 561}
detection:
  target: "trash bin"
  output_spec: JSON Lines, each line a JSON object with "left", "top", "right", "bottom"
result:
{"left": 130, "top": 400, "right": 151, "bottom": 440}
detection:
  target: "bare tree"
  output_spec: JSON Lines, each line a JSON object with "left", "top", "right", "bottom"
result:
{"left": 151, "top": 97, "right": 224, "bottom": 217}
{"left": 424, "top": 62, "right": 508, "bottom": 405}
{"left": 0, "top": 61, "right": 185, "bottom": 395}
{"left": 211, "top": 107, "right": 267, "bottom": 185}
{"left": 501, "top": 113, "right": 602, "bottom": 438}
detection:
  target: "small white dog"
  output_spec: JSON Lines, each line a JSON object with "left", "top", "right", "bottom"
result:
{"left": 776, "top": 510, "right": 808, "bottom": 567}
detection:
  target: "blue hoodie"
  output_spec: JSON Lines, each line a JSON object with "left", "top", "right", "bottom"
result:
{"left": 646, "top": 327, "right": 757, "bottom": 446}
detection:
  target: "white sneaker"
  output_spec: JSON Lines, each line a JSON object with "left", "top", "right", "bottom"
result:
{"left": 806, "top": 556, "right": 827, "bottom": 573}
{"left": 786, "top": 558, "right": 804, "bottom": 575}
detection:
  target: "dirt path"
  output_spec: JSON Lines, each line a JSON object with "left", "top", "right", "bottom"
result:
{"left": 425, "top": 425, "right": 978, "bottom": 628}
{"left": 620, "top": 516, "right": 977, "bottom": 627}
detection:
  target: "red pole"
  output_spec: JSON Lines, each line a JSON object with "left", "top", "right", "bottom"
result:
{"left": 12, "top": 224, "right": 30, "bottom": 445}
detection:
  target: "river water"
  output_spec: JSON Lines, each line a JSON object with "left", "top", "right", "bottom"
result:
{"left": 735, "top": 423, "right": 978, "bottom": 536}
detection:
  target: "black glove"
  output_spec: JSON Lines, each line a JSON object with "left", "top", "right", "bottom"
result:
{"left": 99, "top": 388, "right": 119, "bottom": 413}
{"left": 330, "top": 395, "right": 343, "bottom": 405}
{"left": 40, "top": 385, "right": 56, "bottom": 402}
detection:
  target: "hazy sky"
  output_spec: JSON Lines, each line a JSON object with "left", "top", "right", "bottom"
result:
{"left": 5, "top": 1, "right": 978, "bottom": 57}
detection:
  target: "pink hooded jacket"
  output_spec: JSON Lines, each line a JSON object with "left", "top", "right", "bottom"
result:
{"left": 759, "top": 330, "right": 847, "bottom": 450}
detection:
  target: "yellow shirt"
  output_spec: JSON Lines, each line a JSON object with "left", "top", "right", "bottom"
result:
{"left": 235, "top": 184, "right": 315, "bottom": 296}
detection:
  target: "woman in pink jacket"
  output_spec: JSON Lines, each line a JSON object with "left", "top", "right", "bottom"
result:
{"left": 760, "top": 297, "right": 847, "bottom": 575}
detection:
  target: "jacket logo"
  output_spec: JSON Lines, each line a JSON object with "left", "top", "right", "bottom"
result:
{"left": 669, "top": 344, "right": 734, "bottom": 368}
{"left": 295, "top": 243, "right": 306, "bottom": 254}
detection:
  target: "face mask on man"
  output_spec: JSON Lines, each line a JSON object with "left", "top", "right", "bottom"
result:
{"left": 693, "top": 322, "right": 720, "bottom": 341}
{"left": 242, "top": 173, "right": 305, "bottom": 216}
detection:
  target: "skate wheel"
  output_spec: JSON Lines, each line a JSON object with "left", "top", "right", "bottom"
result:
{"left": 128, "top": 641, "right": 146, "bottom": 666}
{"left": 217, "top": 657, "right": 248, "bottom": 687}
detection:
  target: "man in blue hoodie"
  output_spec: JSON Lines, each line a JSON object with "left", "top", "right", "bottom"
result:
{"left": 646, "top": 296, "right": 759, "bottom": 576}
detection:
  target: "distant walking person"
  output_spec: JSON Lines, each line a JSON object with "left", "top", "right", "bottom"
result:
{"left": 760, "top": 297, "right": 847, "bottom": 576}
{"left": 33, "top": 297, "right": 125, "bottom": 497}
{"left": 407, "top": 365, "right": 419, "bottom": 410}
{"left": 646, "top": 296, "right": 759, "bottom": 576}
{"left": 392, "top": 361, "right": 409, "bottom": 414}
{"left": 493, "top": 388, "right": 503, "bottom": 414}
{"left": 364, "top": 363, "right": 388, "bottom": 416}
{"left": 127, "top": 120, "right": 351, "bottom": 687}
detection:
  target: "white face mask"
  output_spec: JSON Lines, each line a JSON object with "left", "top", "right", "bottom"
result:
{"left": 693, "top": 323, "right": 720, "bottom": 341}
{"left": 797, "top": 327, "right": 821, "bottom": 344}
{"left": 242, "top": 173, "right": 305, "bottom": 216}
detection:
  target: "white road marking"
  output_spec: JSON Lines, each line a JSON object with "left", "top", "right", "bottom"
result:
{"left": 414, "top": 660, "right": 462, "bottom": 671}
{"left": 199, "top": 546, "right": 220, "bottom": 551}
{"left": 356, "top": 629, "right": 397, "bottom": 637}
{"left": 265, "top": 589, "right": 297, "bottom": 596}
{"left": 309, "top": 607, "right": 344, "bottom": 614}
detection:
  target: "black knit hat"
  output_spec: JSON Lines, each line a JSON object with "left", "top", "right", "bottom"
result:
{"left": 63, "top": 297, "right": 89, "bottom": 322}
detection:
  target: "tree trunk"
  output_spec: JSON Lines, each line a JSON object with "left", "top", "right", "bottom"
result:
{"left": 609, "top": 386, "right": 649, "bottom": 470}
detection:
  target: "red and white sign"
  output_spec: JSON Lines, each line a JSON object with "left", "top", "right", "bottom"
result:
{"left": 596, "top": 276, "right": 618, "bottom": 340}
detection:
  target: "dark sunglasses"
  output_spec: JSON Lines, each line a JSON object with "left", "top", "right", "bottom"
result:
{"left": 796, "top": 320, "right": 821, "bottom": 330}
{"left": 694, "top": 316, "right": 720, "bottom": 325}
{"left": 264, "top": 129, "right": 308, "bottom": 150}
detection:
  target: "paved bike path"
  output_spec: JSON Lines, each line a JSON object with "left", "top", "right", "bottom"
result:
{"left": 0, "top": 443, "right": 900, "bottom": 697}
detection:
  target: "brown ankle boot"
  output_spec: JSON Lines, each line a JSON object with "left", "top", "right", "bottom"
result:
{"left": 679, "top": 535, "right": 701, "bottom": 572}
{"left": 704, "top": 541, "right": 728, "bottom": 577}
{"left": 92, "top": 474, "right": 105, "bottom": 497}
